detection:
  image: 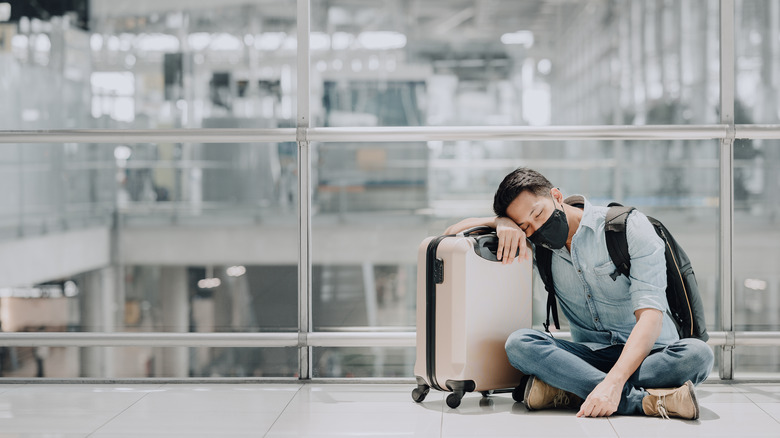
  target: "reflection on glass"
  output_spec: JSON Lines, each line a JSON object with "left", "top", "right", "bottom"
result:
{"left": 313, "top": 264, "right": 416, "bottom": 331}
{"left": 735, "top": 347, "right": 780, "bottom": 379}
{"left": 0, "top": 346, "right": 296, "bottom": 378}
{"left": 121, "top": 266, "right": 297, "bottom": 333}
{"left": 733, "top": 0, "right": 780, "bottom": 376}
{"left": 313, "top": 347, "right": 414, "bottom": 378}
{"left": 736, "top": 0, "right": 780, "bottom": 125}
{"left": 312, "top": 140, "right": 720, "bottom": 332}
{"left": 117, "top": 141, "right": 297, "bottom": 225}
{"left": 0, "top": 265, "right": 298, "bottom": 378}
{"left": 0, "top": 2, "right": 297, "bottom": 130}
{"left": 312, "top": 0, "right": 718, "bottom": 127}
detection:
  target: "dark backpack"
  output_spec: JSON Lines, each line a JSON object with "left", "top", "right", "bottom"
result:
{"left": 537, "top": 197, "right": 709, "bottom": 341}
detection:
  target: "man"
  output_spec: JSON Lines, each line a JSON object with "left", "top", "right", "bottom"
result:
{"left": 445, "top": 167, "right": 713, "bottom": 419}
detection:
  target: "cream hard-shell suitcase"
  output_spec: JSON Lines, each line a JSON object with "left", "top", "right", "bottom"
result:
{"left": 411, "top": 227, "right": 532, "bottom": 408}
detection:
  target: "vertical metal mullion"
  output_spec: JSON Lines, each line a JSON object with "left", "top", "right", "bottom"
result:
{"left": 719, "top": 0, "right": 736, "bottom": 380}
{"left": 296, "top": 0, "right": 312, "bottom": 381}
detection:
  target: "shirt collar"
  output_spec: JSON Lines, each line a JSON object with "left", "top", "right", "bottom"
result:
{"left": 564, "top": 194, "right": 598, "bottom": 231}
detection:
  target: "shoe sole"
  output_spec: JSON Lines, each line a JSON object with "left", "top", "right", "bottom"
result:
{"left": 685, "top": 380, "right": 700, "bottom": 420}
{"left": 523, "top": 376, "right": 537, "bottom": 411}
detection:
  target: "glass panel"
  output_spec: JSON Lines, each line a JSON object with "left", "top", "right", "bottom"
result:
{"left": 311, "top": 140, "right": 430, "bottom": 332}
{"left": 312, "top": 347, "right": 414, "bottom": 378}
{"left": 0, "top": 140, "right": 298, "bottom": 335}
{"left": 0, "top": 143, "right": 115, "bottom": 241}
{"left": 733, "top": 134, "right": 780, "bottom": 337}
{"left": 0, "top": 265, "right": 296, "bottom": 333}
{"left": 734, "top": 1, "right": 780, "bottom": 376}
{"left": 735, "top": 346, "right": 780, "bottom": 379}
{"left": 0, "top": 1, "right": 297, "bottom": 130}
{"left": 736, "top": 0, "right": 780, "bottom": 124}
{"left": 117, "top": 265, "right": 297, "bottom": 333}
{"left": 311, "top": 0, "right": 717, "bottom": 127}
{"left": 118, "top": 141, "right": 297, "bottom": 226}
{"left": 0, "top": 346, "right": 296, "bottom": 378}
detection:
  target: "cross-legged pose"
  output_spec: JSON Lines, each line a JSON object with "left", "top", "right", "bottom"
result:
{"left": 445, "top": 167, "right": 714, "bottom": 419}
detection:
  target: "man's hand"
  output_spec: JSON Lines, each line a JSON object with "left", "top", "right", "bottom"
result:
{"left": 576, "top": 379, "right": 622, "bottom": 417}
{"left": 495, "top": 217, "right": 529, "bottom": 264}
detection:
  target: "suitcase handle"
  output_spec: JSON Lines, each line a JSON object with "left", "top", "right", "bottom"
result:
{"left": 456, "top": 225, "right": 494, "bottom": 237}
{"left": 474, "top": 234, "right": 521, "bottom": 261}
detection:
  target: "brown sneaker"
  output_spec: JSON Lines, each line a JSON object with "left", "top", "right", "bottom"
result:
{"left": 523, "top": 376, "right": 583, "bottom": 410}
{"left": 642, "top": 380, "right": 700, "bottom": 420}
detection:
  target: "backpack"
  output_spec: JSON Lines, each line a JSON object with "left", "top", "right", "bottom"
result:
{"left": 537, "top": 196, "right": 709, "bottom": 341}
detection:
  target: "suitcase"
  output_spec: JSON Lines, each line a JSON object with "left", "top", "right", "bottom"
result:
{"left": 411, "top": 226, "right": 532, "bottom": 408}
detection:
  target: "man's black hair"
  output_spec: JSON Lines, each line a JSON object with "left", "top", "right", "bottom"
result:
{"left": 493, "top": 167, "right": 554, "bottom": 217}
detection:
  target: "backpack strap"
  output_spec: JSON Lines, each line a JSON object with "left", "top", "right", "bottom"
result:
{"left": 536, "top": 245, "right": 560, "bottom": 332}
{"left": 537, "top": 195, "right": 583, "bottom": 333}
{"left": 605, "top": 203, "right": 635, "bottom": 281}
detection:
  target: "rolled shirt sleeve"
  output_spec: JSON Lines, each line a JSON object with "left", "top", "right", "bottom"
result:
{"left": 625, "top": 211, "right": 669, "bottom": 314}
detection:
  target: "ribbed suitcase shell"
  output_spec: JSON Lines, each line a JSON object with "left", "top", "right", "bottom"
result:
{"left": 412, "top": 233, "right": 532, "bottom": 407}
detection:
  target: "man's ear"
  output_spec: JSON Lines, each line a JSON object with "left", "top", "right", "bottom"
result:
{"left": 551, "top": 187, "right": 564, "bottom": 203}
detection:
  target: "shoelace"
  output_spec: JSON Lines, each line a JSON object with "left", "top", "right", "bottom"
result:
{"left": 656, "top": 397, "right": 670, "bottom": 419}
{"left": 552, "top": 391, "right": 571, "bottom": 408}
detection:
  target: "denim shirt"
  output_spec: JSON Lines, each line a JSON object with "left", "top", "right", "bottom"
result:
{"left": 539, "top": 197, "right": 680, "bottom": 350}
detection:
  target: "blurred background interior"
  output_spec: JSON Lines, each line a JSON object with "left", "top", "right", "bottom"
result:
{"left": 0, "top": 0, "right": 778, "bottom": 380}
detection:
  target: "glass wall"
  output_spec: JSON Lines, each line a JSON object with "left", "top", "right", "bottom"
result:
{"left": 0, "top": 346, "right": 297, "bottom": 378}
{"left": 0, "top": 0, "right": 779, "bottom": 379}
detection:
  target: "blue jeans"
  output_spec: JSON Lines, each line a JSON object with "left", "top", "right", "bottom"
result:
{"left": 504, "top": 328, "right": 714, "bottom": 415}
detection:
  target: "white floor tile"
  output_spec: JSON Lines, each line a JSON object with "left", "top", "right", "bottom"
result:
{"left": 695, "top": 384, "right": 753, "bottom": 403}
{"left": 284, "top": 384, "right": 444, "bottom": 414}
{"left": 609, "top": 402, "right": 780, "bottom": 437}
{"left": 0, "top": 409, "right": 119, "bottom": 434}
{"left": 0, "top": 434, "right": 87, "bottom": 438}
{"left": 441, "top": 395, "right": 616, "bottom": 437}
{"left": 735, "top": 384, "right": 780, "bottom": 404}
{"left": 129, "top": 384, "right": 300, "bottom": 414}
{"left": 0, "top": 382, "right": 777, "bottom": 437}
{"left": 756, "top": 402, "right": 780, "bottom": 423}
{"left": 0, "top": 385, "right": 21, "bottom": 395}
{"left": 92, "top": 435, "right": 261, "bottom": 438}
{"left": 0, "top": 384, "right": 156, "bottom": 413}
{"left": 267, "top": 409, "right": 442, "bottom": 436}
{"left": 94, "top": 409, "right": 281, "bottom": 435}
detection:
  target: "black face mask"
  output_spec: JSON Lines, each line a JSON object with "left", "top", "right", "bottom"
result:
{"left": 528, "top": 196, "right": 569, "bottom": 250}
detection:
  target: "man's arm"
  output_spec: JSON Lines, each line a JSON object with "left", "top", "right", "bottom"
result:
{"left": 578, "top": 210, "right": 668, "bottom": 417}
{"left": 576, "top": 308, "right": 663, "bottom": 417}
{"left": 444, "top": 216, "right": 530, "bottom": 264}
{"left": 443, "top": 216, "right": 497, "bottom": 235}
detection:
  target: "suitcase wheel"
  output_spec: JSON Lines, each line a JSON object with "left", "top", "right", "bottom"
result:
{"left": 411, "top": 384, "right": 430, "bottom": 403}
{"left": 446, "top": 392, "right": 463, "bottom": 409}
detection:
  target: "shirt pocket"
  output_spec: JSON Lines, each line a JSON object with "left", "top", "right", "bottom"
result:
{"left": 591, "top": 259, "right": 632, "bottom": 306}
{"left": 594, "top": 260, "right": 617, "bottom": 277}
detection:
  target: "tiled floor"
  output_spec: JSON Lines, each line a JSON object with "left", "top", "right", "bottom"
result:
{"left": 0, "top": 382, "right": 779, "bottom": 437}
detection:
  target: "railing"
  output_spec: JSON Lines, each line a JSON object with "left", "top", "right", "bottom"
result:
{"left": 1, "top": 330, "right": 779, "bottom": 348}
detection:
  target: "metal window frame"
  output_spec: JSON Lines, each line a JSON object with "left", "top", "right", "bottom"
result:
{"left": 1, "top": 0, "right": 779, "bottom": 382}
